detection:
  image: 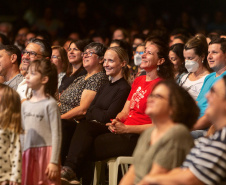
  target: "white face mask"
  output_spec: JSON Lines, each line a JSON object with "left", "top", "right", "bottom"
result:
{"left": 134, "top": 53, "right": 142, "bottom": 66}
{"left": 185, "top": 60, "right": 199, "bottom": 73}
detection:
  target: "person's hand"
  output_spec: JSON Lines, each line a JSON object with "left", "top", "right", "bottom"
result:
{"left": 45, "top": 163, "right": 59, "bottom": 180}
{"left": 108, "top": 119, "right": 128, "bottom": 134}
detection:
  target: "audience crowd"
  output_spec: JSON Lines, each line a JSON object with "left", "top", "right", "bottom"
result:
{"left": 0, "top": 3, "right": 226, "bottom": 185}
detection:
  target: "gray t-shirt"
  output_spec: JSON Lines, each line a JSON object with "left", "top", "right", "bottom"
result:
{"left": 133, "top": 124, "right": 194, "bottom": 184}
{"left": 22, "top": 96, "right": 62, "bottom": 164}
{"left": 3, "top": 73, "right": 23, "bottom": 90}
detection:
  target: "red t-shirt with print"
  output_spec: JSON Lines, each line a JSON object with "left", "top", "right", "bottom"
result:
{"left": 124, "top": 75, "right": 161, "bottom": 125}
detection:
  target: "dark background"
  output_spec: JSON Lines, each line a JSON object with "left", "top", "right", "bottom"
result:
{"left": 0, "top": 0, "right": 226, "bottom": 41}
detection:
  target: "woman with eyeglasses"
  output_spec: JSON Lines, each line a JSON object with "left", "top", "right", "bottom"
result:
{"left": 58, "top": 40, "right": 88, "bottom": 94}
{"left": 60, "top": 38, "right": 174, "bottom": 184}
{"left": 120, "top": 81, "right": 199, "bottom": 185}
{"left": 51, "top": 46, "right": 69, "bottom": 88}
{"left": 59, "top": 42, "right": 108, "bottom": 164}
{"left": 60, "top": 46, "right": 131, "bottom": 184}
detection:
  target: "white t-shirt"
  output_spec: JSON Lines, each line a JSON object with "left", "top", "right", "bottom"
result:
{"left": 180, "top": 73, "right": 208, "bottom": 100}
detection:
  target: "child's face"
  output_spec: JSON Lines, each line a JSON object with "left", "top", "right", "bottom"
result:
{"left": 25, "top": 65, "right": 43, "bottom": 90}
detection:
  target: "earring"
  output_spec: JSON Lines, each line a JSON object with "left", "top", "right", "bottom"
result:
{"left": 157, "top": 66, "right": 159, "bottom": 71}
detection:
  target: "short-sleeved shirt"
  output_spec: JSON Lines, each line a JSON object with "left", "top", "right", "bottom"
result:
{"left": 180, "top": 73, "right": 208, "bottom": 100}
{"left": 196, "top": 71, "right": 226, "bottom": 117}
{"left": 3, "top": 73, "right": 23, "bottom": 90}
{"left": 133, "top": 124, "right": 194, "bottom": 184}
{"left": 60, "top": 71, "right": 108, "bottom": 115}
{"left": 125, "top": 75, "right": 161, "bottom": 125}
{"left": 182, "top": 127, "right": 226, "bottom": 185}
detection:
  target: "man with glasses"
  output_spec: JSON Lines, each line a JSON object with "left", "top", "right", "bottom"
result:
{"left": 17, "top": 38, "right": 52, "bottom": 100}
{"left": 0, "top": 44, "right": 23, "bottom": 90}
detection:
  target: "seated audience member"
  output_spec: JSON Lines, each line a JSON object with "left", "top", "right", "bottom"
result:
{"left": 0, "top": 45, "right": 23, "bottom": 90}
{"left": 132, "top": 33, "right": 146, "bottom": 52}
{"left": 51, "top": 46, "right": 69, "bottom": 88}
{"left": 61, "top": 46, "right": 131, "bottom": 184}
{"left": 193, "top": 37, "right": 226, "bottom": 138}
{"left": 25, "top": 31, "right": 36, "bottom": 46}
{"left": 138, "top": 76, "right": 226, "bottom": 185}
{"left": 112, "top": 28, "right": 130, "bottom": 42}
{"left": 133, "top": 43, "right": 146, "bottom": 79}
{"left": 59, "top": 40, "right": 88, "bottom": 94}
{"left": 171, "top": 35, "right": 189, "bottom": 46}
{"left": 179, "top": 34, "right": 211, "bottom": 100}
{"left": 0, "top": 33, "right": 10, "bottom": 45}
{"left": 169, "top": 43, "right": 187, "bottom": 83}
{"left": 17, "top": 38, "right": 52, "bottom": 100}
{"left": 14, "top": 27, "right": 29, "bottom": 51}
{"left": 60, "top": 38, "right": 174, "bottom": 184}
{"left": 120, "top": 80, "right": 199, "bottom": 185}
{"left": 59, "top": 42, "right": 108, "bottom": 163}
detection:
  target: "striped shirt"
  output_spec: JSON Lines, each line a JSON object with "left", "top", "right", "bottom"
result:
{"left": 182, "top": 127, "right": 226, "bottom": 185}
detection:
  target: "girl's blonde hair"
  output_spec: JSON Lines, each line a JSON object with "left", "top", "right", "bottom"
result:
{"left": 0, "top": 84, "right": 22, "bottom": 134}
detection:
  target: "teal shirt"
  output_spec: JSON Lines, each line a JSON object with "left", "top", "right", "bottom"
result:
{"left": 196, "top": 71, "right": 226, "bottom": 117}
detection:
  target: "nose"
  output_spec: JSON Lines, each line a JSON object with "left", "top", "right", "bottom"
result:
{"left": 103, "top": 60, "right": 109, "bottom": 67}
{"left": 207, "top": 53, "right": 212, "bottom": 61}
{"left": 22, "top": 52, "right": 30, "bottom": 59}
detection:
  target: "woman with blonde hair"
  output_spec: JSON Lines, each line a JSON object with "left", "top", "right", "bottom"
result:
{"left": 61, "top": 46, "right": 131, "bottom": 184}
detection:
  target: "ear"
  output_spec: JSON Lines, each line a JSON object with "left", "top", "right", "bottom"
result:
{"left": 10, "top": 54, "right": 17, "bottom": 64}
{"left": 41, "top": 76, "right": 49, "bottom": 85}
{"left": 201, "top": 54, "right": 205, "bottom": 61}
{"left": 121, "top": 60, "right": 126, "bottom": 68}
{"left": 99, "top": 57, "right": 104, "bottom": 64}
{"left": 157, "top": 58, "right": 165, "bottom": 65}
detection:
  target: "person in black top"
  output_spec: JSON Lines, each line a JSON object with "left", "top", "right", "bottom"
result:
{"left": 61, "top": 46, "right": 131, "bottom": 185}
{"left": 59, "top": 39, "right": 89, "bottom": 94}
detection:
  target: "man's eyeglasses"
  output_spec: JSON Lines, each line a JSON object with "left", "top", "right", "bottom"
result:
{"left": 51, "top": 55, "right": 61, "bottom": 59}
{"left": 82, "top": 51, "right": 98, "bottom": 57}
{"left": 22, "top": 50, "right": 45, "bottom": 58}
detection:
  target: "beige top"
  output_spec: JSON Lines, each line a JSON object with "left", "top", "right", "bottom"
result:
{"left": 133, "top": 124, "right": 194, "bottom": 184}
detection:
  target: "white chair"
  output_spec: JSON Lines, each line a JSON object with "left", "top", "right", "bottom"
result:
{"left": 93, "top": 156, "right": 134, "bottom": 185}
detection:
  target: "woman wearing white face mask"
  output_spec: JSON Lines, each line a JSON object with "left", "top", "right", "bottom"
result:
{"left": 133, "top": 43, "right": 146, "bottom": 79}
{"left": 179, "top": 34, "right": 212, "bottom": 100}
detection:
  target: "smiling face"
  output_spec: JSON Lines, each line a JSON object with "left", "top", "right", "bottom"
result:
{"left": 207, "top": 43, "right": 226, "bottom": 73}
{"left": 169, "top": 51, "right": 183, "bottom": 71}
{"left": 22, "top": 43, "right": 43, "bottom": 72}
{"left": 145, "top": 84, "right": 171, "bottom": 118}
{"left": 140, "top": 44, "right": 160, "bottom": 71}
{"left": 82, "top": 48, "right": 101, "bottom": 71}
{"left": 103, "top": 50, "right": 125, "bottom": 80}
{"left": 67, "top": 43, "right": 83, "bottom": 65}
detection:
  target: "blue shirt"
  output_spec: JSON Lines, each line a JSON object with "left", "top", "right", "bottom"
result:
{"left": 196, "top": 71, "right": 226, "bottom": 117}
